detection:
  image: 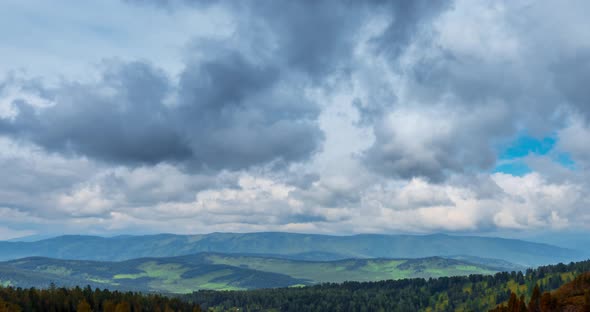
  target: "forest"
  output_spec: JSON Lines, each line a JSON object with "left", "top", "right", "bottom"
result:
{"left": 185, "top": 259, "right": 590, "bottom": 311}
{"left": 1, "top": 259, "right": 589, "bottom": 311}
{"left": 0, "top": 285, "right": 201, "bottom": 312}
{"left": 490, "top": 272, "right": 590, "bottom": 312}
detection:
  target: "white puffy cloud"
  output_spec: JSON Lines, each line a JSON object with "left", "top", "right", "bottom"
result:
{"left": 558, "top": 118, "right": 590, "bottom": 169}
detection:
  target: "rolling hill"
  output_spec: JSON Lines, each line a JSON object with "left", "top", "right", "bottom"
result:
{"left": 0, "top": 253, "right": 502, "bottom": 293}
{"left": 538, "top": 272, "right": 590, "bottom": 311}
{"left": 0, "top": 232, "right": 582, "bottom": 266}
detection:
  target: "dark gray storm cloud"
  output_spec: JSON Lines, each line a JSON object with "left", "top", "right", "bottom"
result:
{"left": 176, "top": 50, "right": 323, "bottom": 171}
{"left": 245, "top": 0, "right": 366, "bottom": 79}
{"left": 373, "top": 0, "right": 452, "bottom": 58}
{"left": 0, "top": 0, "right": 451, "bottom": 175}
{"left": 128, "top": 0, "right": 367, "bottom": 78}
{"left": 0, "top": 52, "right": 323, "bottom": 171}
{"left": 551, "top": 53, "right": 590, "bottom": 121}
{"left": 1, "top": 62, "right": 192, "bottom": 165}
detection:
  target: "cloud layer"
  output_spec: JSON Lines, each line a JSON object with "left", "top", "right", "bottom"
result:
{"left": 0, "top": 0, "right": 590, "bottom": 239}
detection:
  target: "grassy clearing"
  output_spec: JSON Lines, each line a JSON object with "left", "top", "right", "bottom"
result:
{"left": 37, "top": 265, "right": 72, "bottom": 276}
{"left": 0, "top": 280, "right": 12, "bottom": 287}
{"left": 114, "top": 262, "right": 187, "bottom": 280}
{"left": 112, "top": 262, "right": 244, "bottom": 293}
{"left": 149, "top": 269, "right": 243, "bottom": 293}
{"left": 87, "top": 277, "right": 119, "bottom": 285}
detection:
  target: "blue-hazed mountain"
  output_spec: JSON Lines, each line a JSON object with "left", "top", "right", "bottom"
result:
{"left": 0, "top": 232, "right": 583, "bottom": 266}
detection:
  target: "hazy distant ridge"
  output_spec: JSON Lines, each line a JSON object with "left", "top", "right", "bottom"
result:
{"left": 0, "top": 232, "right": 581, "bottom": 267}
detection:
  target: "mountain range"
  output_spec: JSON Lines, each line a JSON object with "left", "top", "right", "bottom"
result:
{"left": 1, "top": 232, "right": 586, "bottom": 294}
{"left": 0, "top": 232, "right": 583, "bottom": 267}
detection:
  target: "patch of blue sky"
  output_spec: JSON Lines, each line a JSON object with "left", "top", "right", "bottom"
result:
{"left": 493, "top": 134, "right": 575, "bottom": 175}
{"left": 499, "top": 135, "right": 556, "bottom": 160}
{"left": 493, "top": 160, "right": 532, "bottom": 176}
{"left": 555, "top": 152, "right": 576, "bottom": 169}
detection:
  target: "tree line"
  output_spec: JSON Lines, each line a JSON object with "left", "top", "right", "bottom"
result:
{"left": 0, "top": 284, "right": 201, "bottom": 312}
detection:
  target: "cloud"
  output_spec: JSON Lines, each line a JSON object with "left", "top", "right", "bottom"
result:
{"left": 372, "top": 0, "right": 451, "bottom": 58}
{"left": 0, "top": 138, "right": 97, "bottom": 216}
{"left": 1, "top": 130, "right": 589, "bottom": 235}
{"left": 551, "top": 53, "right": 590, "bottom": 120}
{"left": 357, "top": 0, "right": 590, "bottom": 181}
{"left": 362, "top": 105, "right": 506, "bottom": 181}
{"left": 0, "top": 54, "right": 324, "bottom": 171}
{"left": 557, "top": 118, "right": 590, "bottom": 169}
{"left": 177, "top": 51, "right": 323, "bottom": 171}
{"left": 0, "top": 0, "right": 459, "bottom": 177}
{"left": 0, "top": 225, "right": 34, "bottom": 241}
{"left": 57, "top": 185, "right": 114, "bottom": 217}
{"left": 1, "top": 0, "right": 590, "bottom": 236}
{"left": 0, "top": 62, "right": 192, "bottom": 165}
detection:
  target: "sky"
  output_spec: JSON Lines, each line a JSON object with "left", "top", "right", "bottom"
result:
{"left": 0, "top": 0, "right": 589, "bottom": 240}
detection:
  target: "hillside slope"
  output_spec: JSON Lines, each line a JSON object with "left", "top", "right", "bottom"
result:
{"left": 0, "top": 232, "right": 581, "bottom": 266}
{"left": 201, "top": 253, "right": 499, "bottom": 283}
{"left": 547, "top": 272, "right": 590, "bottom": 311}
{"left": 490, "top": 272, "right": 590, "bottom": 311}
{"left": 0, "top": 253, "right": 500, "bottom": 293}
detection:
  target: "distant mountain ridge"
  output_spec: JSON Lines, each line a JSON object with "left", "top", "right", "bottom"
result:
{"left": 0, "top": 232, "right": 583, "bottom": 266}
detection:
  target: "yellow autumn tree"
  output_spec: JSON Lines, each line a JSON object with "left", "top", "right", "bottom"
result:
{"left": 77, "top": 299, "right": 92, "bottom": 312}
{"left": 115, "top": 301, "right": 131, "bottom": 312}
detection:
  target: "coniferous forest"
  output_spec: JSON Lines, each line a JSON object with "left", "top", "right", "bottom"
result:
{"left": 185, "top": 260, "right": 590, "bottom": 312}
